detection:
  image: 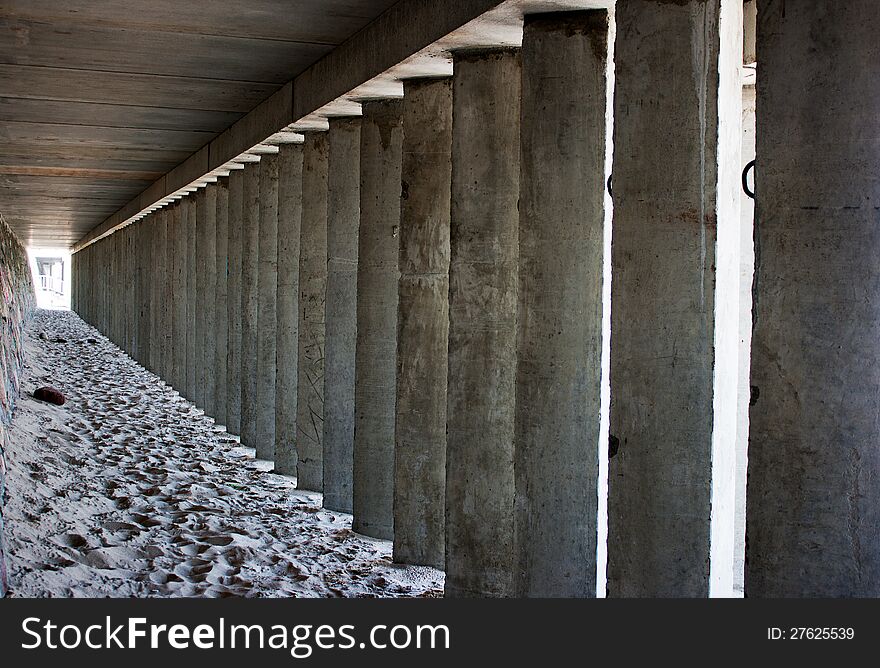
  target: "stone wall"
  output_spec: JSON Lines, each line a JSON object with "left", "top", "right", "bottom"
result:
{"left": 0, "top": 212, "right": 36, "bottom": 596}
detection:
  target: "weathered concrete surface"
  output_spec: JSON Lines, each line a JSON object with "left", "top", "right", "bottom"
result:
{"left": 256, "top": 155, "right": 280, "bottom": 460}
{"left": 352, "top": 99, "right": 403, "bottom": 540}
{"left": 194, "top": 188, "right": 209, "bottom": 408}
{"left": 214, "top": 177, "right": 230, "bottom": 425}
{"left": 240, "top": 161, "right": 261, "bottom": 448}
{"left": 607, "top": 0, "right": 742, "bottom": 598}
{"left": 275, "top": 143, "right": 304, "bottom": 475}
{"left": 226, "top": 169, "right": 244, "bottom": 435}
{"left": 137, "top": 213, "right": 151, "bottom": 369}
{"left": 393, "top": 78, "right": 451, "bottom": 568}
{"left": 514, "top": 10, "right": 608, "bottom": 598}
{"left": 204, "top": 186, "right": 219, "bottom": 415}
{"left": 747, "top": 1, "right": 880, "bottom": 597}
{"left": 323, "top": 117, "right": 361, "bottom": 513}
{"left": 297, "top": 133, "right": 329, "bottom": 491}
{"left": 149, "top": 211, "right": 163, "bottom": 374}
{"left": 162, "top": 206, "right": 175, "bottom": 382}
{"left": 185, "top": 196, "right": 197, "bottom": 401}
{"left": 172, "top": 200, "right": 188, "bottom": 392}
{"left": 446, "top": 48, "right": 521, "bottom": 598}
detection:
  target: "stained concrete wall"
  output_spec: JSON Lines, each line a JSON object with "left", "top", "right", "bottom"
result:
{"left": 323, "top": 118, "right": 361, "bottom": 513}
{"left": 352, "top": 99, "right": 403, "bottom": 540}
{"left": 446, "top": 48, "right": 521, "bottom": 598}
{"left": 296, "top": 133, "right": 329, "bottom": 491}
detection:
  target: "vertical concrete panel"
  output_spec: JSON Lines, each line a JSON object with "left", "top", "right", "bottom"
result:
{"left": 149, "top": 212, "right": 163, "bottom": 372}
{"left": 241, "top": 161, "right": 261, "bottom": 447}
{"left": 227, "top": 170, "right": 244, "bottom": 435}
{"left": 275, "top": 143, "right": 304, "bottom": 475}
{"left": 296, "top": 133, "right": 329, "bottom": 491}
{"left": 194, "top": 189, "right": 208, "bottom": 408}
{"left": 256, "top": 154, "right": 280, "bottom": 460}
{"left": 514, "top": 11, "right": 608, "bottom": 598}
{"left": 203, "top": 185, "right": 218, "bottom": 416}
{"left": 138, "top": 216, "right": 151, "bottom": 368}
{"left": 215, "top": 177, "right": 230, "bottom": 426}
{"left": 747, "top": 1, "right": 880, "bottom": 597}
{"left": 446, "top": 48, "right": 521, "bottom": 598}
{"left": 323, "top": 117, "right": 361, "bottom": 513}
{"left": 186, "top": 196, "right": 197, "bottom": 401}
{"left": 353, "top": 99, "right": 403, "bottom": 540}
{"left": 607, "top": 0, "right": 742, "bottom": 597}
{"left": 162, "top": 206, "right": 176, "bottom": 381}
{"left": 173, "top": 200, "right": 189, "bottom": 392}
{"left": 394, "top": 78, "right": 451, "bottom": 568}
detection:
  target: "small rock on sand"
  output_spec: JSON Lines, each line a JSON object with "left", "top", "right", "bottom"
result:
{"left": 34, "top": 386, "right": 66, "bottom": 406}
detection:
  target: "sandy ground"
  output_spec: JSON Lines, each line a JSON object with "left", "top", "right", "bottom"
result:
{"left": 3, "top": 309, "right": 443, "bottom": 598}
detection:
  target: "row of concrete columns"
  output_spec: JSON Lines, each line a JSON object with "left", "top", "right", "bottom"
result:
{"left": 71, "top": 1, "right": 880, "bottom": 597}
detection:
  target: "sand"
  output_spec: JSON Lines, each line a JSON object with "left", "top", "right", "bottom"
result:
{"left": 3, "top": 309, "right": 443, "bottom": 598}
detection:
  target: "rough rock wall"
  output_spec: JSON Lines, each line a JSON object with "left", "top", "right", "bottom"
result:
{"left": 0, "top": 212, "right": 36, "bottom": 596}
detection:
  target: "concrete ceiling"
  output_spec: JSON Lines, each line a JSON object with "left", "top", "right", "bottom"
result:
{"left": 0, "top": 0, "right": 399, "bottom": 247}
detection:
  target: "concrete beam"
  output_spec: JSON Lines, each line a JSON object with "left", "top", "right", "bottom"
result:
{"left": 73, "top": 1, "right": 509, "bottom": 251}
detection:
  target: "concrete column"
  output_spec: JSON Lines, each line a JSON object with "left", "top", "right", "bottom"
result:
{"left": 202, "top": 184, "right": 218, "bottom": 416}
{"left": 296, "top": 133, "right": 329, "bottom": 491}
{"left": 227, "top": 169, "right": 245, "bottom": 435}
{"left": 352, "top": 99, "right": 403, "bottom": 540}
{"left": 240, "top": 161, "right": 261, "bottom": 447}
{"left": 215, "top": 177, "right": 230, "bottom": 426}
{"left": 514, "top": 10, "right": 609, "bottom": 598}
{"left": 323, "top": 117, "right": 361, "bottom": 513}
{"left": 186, "top": 196, "right": 197, "bottom": 401}
{"left": 446, "top": 48, "right": 521, "bottom": 598}
{"left": 138, "top": 216, "right": 151, "bottom": 368}
{"left": 393, "top": 77, "right": 451, "bottom": 568}
{"left": 150, "top": 211, "right": 164, "bottom": 373}
{"left": 747, "top": 1, "right": 880, "bottom": 597}
{"left": 194, "top": 188, "right": 208, "bottom": 408}
{"left": 275, "top": 143, "right": 304, "bottom": 475}
{"left": 126, "top": 226, "right": 136, "bottom": 354}
{"left": 172, "top": 199, "right": 189, "bottom": 392}
{"left": 607, "top": 0, "right": 742, "bottom": 597}
{"left": 255, "top": 154, "right": 280, "bottom": 460}
{"left": 162, "top": 205, "right": 176, "bottom": 381}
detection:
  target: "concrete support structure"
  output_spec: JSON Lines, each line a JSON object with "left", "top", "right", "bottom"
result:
{"left": 514, "top": 10, "right": 608, "bottom": 598}
{"left": 185, "top": 196, "right": 197, "bottom": 401}
{"left": 240, "top": 161, "right": 261, "bottom": 448}
{"left": 296, "top": 133, "right": 329, "bottom": 491}
{"left": 172, "top": 201, "right": 188, "bottom": 392}
{"left": 138, "top": 215, "right": 151, "bottom": 368}
{"left": 275, "top": 143, "right": 304, "bottom": 475}
{"left": 746, "top": 1, "right": 880, "bottom": 597}
{"left": 215, "top": 177, "right": 230, "bottom": 426}
{"left": 202, "top": 185, "right": 218, "bottom": 417}
{"left": 393, "top": 78, "right": 451, "bottom": 568}
{"left": 446, "top": 48, "right": 521, "bottom": 598}
{"left": 162, "top": 206, "right": 176, "bottom": 382}
{"left": 227, "top": 169, "right": 244, "bottom": 435}
{"left": 256, "top": 154, "right": 280, "bottom": 461}
{"left": 607, "top": 0, "right": 742, "bottom": 597}
{"left": 323, "top": 117, "right": 361, "bottom": 513}
{"left": 194, "top": 188, "right": 208, "bottom": 408}
{"left": 352, "top": 99, "right": 403, "bottom": 540}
